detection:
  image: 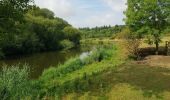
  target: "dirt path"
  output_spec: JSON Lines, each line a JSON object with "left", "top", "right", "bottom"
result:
{"left": 135, "top": 55, "right": 170, "bottom": 68}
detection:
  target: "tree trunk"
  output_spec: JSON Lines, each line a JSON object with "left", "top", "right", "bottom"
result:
{"left": 155, "top": 40, "right": 159, "bottom": 55}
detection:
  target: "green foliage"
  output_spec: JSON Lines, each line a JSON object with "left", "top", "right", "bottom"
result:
{"left": 81, "top": 47, "right": 115, "bottom": 65}
{"left": 117, "top": 27, "right": 141, "bottom": 59}
{"left": 63, "top": 26, "right": 81, "bottom": 45}
{"left": 29, "top": 7, "right": 55, "bottom": 19}
{"left": 0, "top": 45, "right": 126, "bottom": 99}
{"left": 41, "top": 57, "right": 83, "bottom": 80}
{"left": 81, "top": 50, "right": 100, "bottom": 65}
{"left": 41, "top": 46, "right": 117, "bottom": 82}
{"left": 0, "top": 65, "right": 31, "bottom": 100}
{"left": 60, "top": 39, "right": 75, "bottom": 50}
{"left": 125, "top": 0, "right": 170, "bottom": 53}
{"left": 26, "top": 14, "right": 67, "bottom": 51}
{"left": 0, "top": 4, "right": 81, "bottom": 58}
{"left": 38, "top": 8, "right": 55, "bottom": 19}
{"left": 39, "top": 45, "right": 125, "bottom": 97}
{"left": 0, "top": 0, "right": 33, "bottom": 33}
{"left": 80, "top": 25, "right": 124, "bottom": 38}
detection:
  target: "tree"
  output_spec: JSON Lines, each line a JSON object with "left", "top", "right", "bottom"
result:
{"left": 63, "top": 26, "right": 81, "bottom": 45}
{"left": 28, "top": 7, "right": 55, "bottom": 19}
{"left": 39, "top": 8, "right": 55, "bottom": 19}
{"left": 125, "top": 0, "right": 170, "bottom": 54}
{"left": 0, "top": 0, "right": 33, "bottom": 32}
{"left": 0, "top": 1, "right": 81, "bottom": 58}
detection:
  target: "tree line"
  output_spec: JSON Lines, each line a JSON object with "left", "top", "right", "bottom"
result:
{"left": 79, "top": 25, "right": 125, "bottom": 38}
{"left": 0, "top": 0, "right": 81, "bottom": 58}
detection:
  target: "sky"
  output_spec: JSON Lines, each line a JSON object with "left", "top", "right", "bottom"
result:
{"left": 34, "top": 0, "right": 127, "bottom": 28}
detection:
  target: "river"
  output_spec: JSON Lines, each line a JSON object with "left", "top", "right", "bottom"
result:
{"left": 0, "top": 45, "right": 93, "bottom": 79}
{"left": 0, "top": 44, "right": 113, "bottom": 79}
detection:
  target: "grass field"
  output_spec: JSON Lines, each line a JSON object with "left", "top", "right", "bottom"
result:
{"left": 2, "top": 36, "right": 170, "bottom": 99}
{"left": 62, "top": 36, "right": 170, "bottom": 100}
{"left": 63, "top": 63, "right": 170, "bottom": 100}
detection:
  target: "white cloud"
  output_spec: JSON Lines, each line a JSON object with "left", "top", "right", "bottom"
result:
{"left": 34, "top": 0, "right": 76, "bottom": 18}
{"left": 34, "top": 0, "right": 127, "bottom": 27}
{"left": 102, "top": 0, "right": 127, "bottom": 12}
{"left": 87, "top": 14, "right": 115, "bottom": 26}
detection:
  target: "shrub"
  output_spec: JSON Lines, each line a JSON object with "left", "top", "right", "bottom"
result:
{"left": 0, "top": 65, "right": 31, "bottom": 100}
{"left": 81, "top": 50, "right": 100, "bottom": 65}
{"left": 39, "top": 45, "right": 122, "bottom": 97}
{"left": 117, "top": 28, "right": 141, "bottom": 59}
{"left": 60, "top": 39, "right": 75, "bottom": 50}
{"left": 82, "top": 46, "right": 116, "bottom": 64}
{"left": 41, "top": 57, "right": 83, "bottom": 80}
{"left": 41, "top": 45, "right": 117, "bottom": 82}
{"left": 0, "top": 50, "right": 5, "bottom": 59}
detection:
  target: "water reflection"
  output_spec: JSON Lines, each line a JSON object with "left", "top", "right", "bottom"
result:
{"left": 0, "top": 44, "right": 113, "bottom": 79}
{"left": 0, "top": 48, "right": 83, "bottom": 79}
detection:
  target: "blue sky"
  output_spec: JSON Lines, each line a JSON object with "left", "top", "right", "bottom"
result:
{"left": 35, "top": 0, "right": 127, "bottom": 28}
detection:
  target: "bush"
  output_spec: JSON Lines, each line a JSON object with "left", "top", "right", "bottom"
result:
{"left": 41, "top": 57, "right": 83, "bottom": 80}
{"left": 39, "top": 45, "right": 121, "bottom": 97}
{"left": 0, "top": 50, "right": 5, "bottom": 59}
{"left": 117, "top": 28, "right": 141, "bottom": 59}
{"left": 60, "top": 39, "right": 75, "bottom": 50}
{"left": 0, "top": 65, "right": 31, "bottom": 100}
{"left": 41, "top": 46, "right": 117, "bottom": 81}
{"left": 81, "top": 50, "right": 100, "bottom": 65}
{"left": 63, "top": 26, "right": 81, "bottom": 45}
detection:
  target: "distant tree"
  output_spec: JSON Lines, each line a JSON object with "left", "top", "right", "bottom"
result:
{"left": 125, "top": 0, "right": 170, "bottom": 54}
{"left": 80, "top": 25, "right": 124, "bottom": 38}
{"left": 63, "top": 26, "right": 81, "bottom": 45}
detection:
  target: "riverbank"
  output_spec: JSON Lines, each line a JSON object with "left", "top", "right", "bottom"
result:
{"left": 0, "top": 47, "right": 84, "bottom": 79}
{"left": 0, "top": 44, "right": 128, "bottom": 99}
{"left": 2, "top": 41, "right": 170, "bottom": 99}
{"left": 81, "top": 36, "right": 170, "bottom": 47}
{"left": 38, "top": 44, "right": 127, "bottom": 98}
{"left": 63, "top": 62, "right": 170, "bottom": 100}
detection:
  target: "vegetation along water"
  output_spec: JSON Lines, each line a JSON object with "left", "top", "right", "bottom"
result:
{"left": 0, "top": 0, "right": 170, "bottom": 100}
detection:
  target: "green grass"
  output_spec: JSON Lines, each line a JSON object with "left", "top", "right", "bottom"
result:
{"left": 0, "top": 65, "right": 32, "bottom": 100}
{"left": 2, "top": 43, "right": 170, "bottom": 99}
{"left": 38, "top": 45, "right": 127, "bottom": 97}
{"left": 0, "top": 45, "right": 126, "bottom": 99}
{"left": 62, "top": 63, "right": 170, "bottom": 100}
{"left": 80, "top": 38, "right": 116, "bottom": 44}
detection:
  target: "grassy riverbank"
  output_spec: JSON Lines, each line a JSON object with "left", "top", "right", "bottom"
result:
{"left": 63, "top": 63, "right": 170, "bottom": 100}
{"left": 0, "top": 44, "right": 128, "bottom": 99}
{"left": 2, "top": 38, "right": 170, "bottom": 99}
{"left": 38, "top": 44, "right": 127, "bottom": 98}
{"left": 81, "top": 36, "right": 170, "bottom": 47}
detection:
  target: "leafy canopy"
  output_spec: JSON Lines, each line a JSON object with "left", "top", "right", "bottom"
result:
{"left": 0, "top": 0, "right": 33, "bottom": 32}
{"left": 125, "top": 0, "right": 170, "bottom": 53}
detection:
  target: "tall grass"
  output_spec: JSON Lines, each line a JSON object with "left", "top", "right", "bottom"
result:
{"left": 0, "top": 65, "right": 31, "bottom": 100}
{"left": 0, "top": 45, "right": 126, "bottom": 99}
{"left": 40, "top": 45, "right": 117, "bottom": 81}
{"left": 39, "top": 45, "right": 126, "bottom": 97}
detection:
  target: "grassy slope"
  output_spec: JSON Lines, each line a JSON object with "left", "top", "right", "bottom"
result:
{"left": 38, "top": 44, "right": 127, "bottom": 98}
{"left": 81, "top": 36, "right": 170, "bottom": 47}
{"left": 62, "top": 39, "right": 170, "bottom": 100}
{"left": 40, "top": 38, "right": 170, "bottom": 100}
{"left": 63, "top": 63, "right": 170, "bottom": 100}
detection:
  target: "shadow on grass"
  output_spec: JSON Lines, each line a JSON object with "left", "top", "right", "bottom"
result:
{"left": 62, "top": 62, "right": 170, "bottom": 99}
{"left": 138, "top": 46, "right": 166, "bottom": 58}
{"left": 99, "top": 64, "right": 170, "bottom": 99}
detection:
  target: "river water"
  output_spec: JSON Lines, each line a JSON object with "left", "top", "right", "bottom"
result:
{"left": 0, "top": 45, "right": 93, "bottom": 79}
{"left": 0, "top": 44, "right": 113, "bottom": 79}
